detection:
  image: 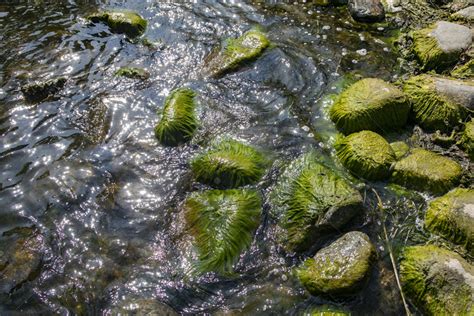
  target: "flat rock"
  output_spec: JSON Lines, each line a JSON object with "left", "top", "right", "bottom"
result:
{"left": 434, "top": 76, "right": 474, "bottom": 111}
{"left": 452, "top": 5, "right": 474, "bottom": 21}
{"left": 348, "top": 0, "right": 385, "bottom": 22}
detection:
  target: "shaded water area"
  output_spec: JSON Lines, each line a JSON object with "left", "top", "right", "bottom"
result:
{"left": 0, "top": 1, "right": 452, "bottom": 315}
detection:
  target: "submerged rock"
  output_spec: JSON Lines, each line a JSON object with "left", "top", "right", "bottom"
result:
{"left": 329, "top": 78, "right": 409, "bottom": 135}
{"left": 335, "top": 130, "right": 396, "bottom": 180}
{"left": 191, "top": 139, "right": 267, "bottom": 189}
{"left": 21, "top": 77, "right": 66, "bottom": 103}
{"left": 451, "top": 59, "right": 474, "bottom": 79}
{"left": 115, "top": 67, "right": 150, "bottom": 80}
{"left": 314, "top": 0, "right": 348, "bottom": 5}
{"left": 400, "top": 245, "right": 474, "bottom": 315}
{"left": 391, "top": 148, "right": 463, "bottom": 194}
{"left": 452, "top": 6, "right": 474, "bottom": 22}
{"left": 154, "top": 88, "right": 198, "bottom": 146}
{"left": 460, "top": 119, "right": 474, "bottom": 160}
{"left": 390, "top": 141, "right": 410, "bottom": 160}
{"left": 110, "top": 298, "right": 178, "bottom": 315}
{"left": 88, "top": 10, "right": 147, "bottom": 38}
{"left": 302, "top": 306, "right": 350, "bottom": 315}
{"left": 184, "top": 189, "right": 261, "bottom": 274}
{"left": 205, "top": 29, "right": 270, "bottom": 77}
{"left": 411, "top": 21, "right": 472, "bottom": 71}
{"left": 297, "top": 231, "right": 375, "bottom": 295}
{"left": 425, "top": 188, "right": 474, "bottom": 253}
{"left": 272, "top": 153, "right": 363, "bottom": 253}
{"left": 348, "top": 0, "right": 385, "bottom": 23}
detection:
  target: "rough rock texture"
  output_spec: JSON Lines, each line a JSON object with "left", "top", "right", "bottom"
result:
{"left": 400, "top": 245, "right": 474, "bottom": 315}
{"left": 391, "top": 148, "right": 463, "bottom": 194}
{"left": 297, "top": 231, "right": 375, "bottom": 295}
{"left": 460, "top": 119, "right": 474, "bottom": 160}
{"left": 184, "top": 189, "right": 261, "bottom": 274}
{"left": 329, "top": 78, "right": 409, "bottom": 135}
{"left": 115, "top": 67, "right": 150, "bottom": 80}
{"left": 88, "top": 10, "right": 147, "bottom": 38}
{"left": 348, "top": 0, "right": 386, "bottom": 22}
{"left": 411, "top": 21, "right": 473, "bottom": 71}
{"left": 425, "top": 188, "right": 474, "bottom": 253}
{"left": 390, "top": 141, "right": 410, "bottom": 160}
{"left": 21, "top": 77, "right": 66, "bottom": 103}
{"left": 272, "top": 152, "right": 363, "bottom": 253}
{"left": 452, "top": 59, "right": 474, "bottom": 79}
{"left": 452, "top": 6, "right": 474, "bottom": 22}
{"left": 335, "top": 131, "right": 396, "bottom": 180}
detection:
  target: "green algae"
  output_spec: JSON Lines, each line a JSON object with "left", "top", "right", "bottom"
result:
{"left": 452, "top": 59, "right": 474, "bottom": 80}
{"left": 390, "top": 141, "right": 410, "bottom": 160}
{"left": 460, "top": 119, "right": 474, "bottom": 160}
{"left": 115, "top": 67, "right": 150, "bottom": 80}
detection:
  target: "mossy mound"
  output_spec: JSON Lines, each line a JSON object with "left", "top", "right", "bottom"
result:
{"left": 297, "top": 231, "right": 375, "bottom": 295}
{"left": 391, "top": 148, "right": 463, "bottom": 194}
{"left": 403, "top": 75, "right": 467, "bottom": 132}
{"left": 400, "top": 245, "right": 474, "bottom": 315}
{"left": 21, "top": 77, "right": 66, "bottom": 103}
{"left": 390, "top": 141, "right": 410, "bottom": 160}
{"left": 425, "top": 188, "right": 474, "bottom": 254}
{"left": 335, "top": 131, "right": 396, "bottom": 180}
{"left": 205, "top": 29, "right": 270, "bottom": 77}
{"left": 88, "top": 10, "right": 147, "bottom": 38}
{"left": 272, "top": 152, "right": 363, "bottom": 253}
{"left": 452, "top": 59, "right": 474, "bottom": 80}
{"left": 184, "top": 189, "right": 261, "bottom": 274}
{"left": 154, "top": 88, "right": 198, "bottom": 146}
{"left": 191, "top": 139, "right": 267, "bottom": 189}
{"left": 460, "top": 119, "right": 474, "bottom": 160}
{"left": 329, "top": 78, "right": 409, "bottom": 135}
{"left": 115, "top": 67, "right": 149, "bottom": 80}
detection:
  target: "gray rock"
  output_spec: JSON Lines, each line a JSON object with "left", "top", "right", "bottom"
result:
{"left": 348, "top": 0, "right": 385, "bottom": 23}
{"left": 452, "top": 6, "right": 474, "bottom": 22}
{"left": 434, "top": 76, "right": 474, "bottom": 111}
{"left": 431, "top": 21, "right": 473, "bottom": 54}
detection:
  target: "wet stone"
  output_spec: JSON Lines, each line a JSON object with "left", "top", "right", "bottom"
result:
{"left": 452, "top": 6, "right": 474, "bottom": 22}
{"left": 21, "top": 77, "right": 66, "bottom": 103}
{"left": 110, "top": 299, "right": 178, "bottom": 316}
{"left": 115, "top": 67, "right": 150, "bottom": 80}
{"left": 87, "top": 10, "right": 147, "bottom": 38}
{"left": 348, "top": 0, "right": 385, "bottom": 23}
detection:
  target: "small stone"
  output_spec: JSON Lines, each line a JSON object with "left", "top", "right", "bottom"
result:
{"left": 88, "top": 10, "right": 147, "bottom": 38}
{"left": 115, "top": 67, "right": 150, "bottom": 80}
{"left": 452, "top": 6, "right": 474, "bottom": 22}
{"left": 348, "top": 0, "right": 385, "bottom": 23}
{"left": 21, "top": 77, "right": 66, "bottom": 103}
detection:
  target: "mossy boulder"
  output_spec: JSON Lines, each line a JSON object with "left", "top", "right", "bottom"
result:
{"left": 391, "top": 148, "right": 463, "bottom": 194}
{"left": 88, "top": 10, "right": 147, "bottom": 38}
{"left": 403, "top": 75, "right": 470, "bottom": 132}
{"left": 425, "top": 188, "right": 474, "bottom": 254}
{"left": 411, "top": 21, "right": 472, "bottom": 71}
{"left": 21, "top": 77, "right": 66, "bottom": 103}
{"left": 272, "top": 152, "right": 363, "bottom": 253}
{"left": 335, "top": 131, "right": 396, "bottom": 180}
{"left": 184, "top": 189, "right": 261, "bottom": 274}
{"left": 460, "top": 119, "right": 474, "bottom": 160}
{"left": 390, "top": 141, "right": 410, "bottom": 160}
{"left": 154, "top": 88, "right": 198, "bottom": 146}
{"left": 329, "top": 78, "right": 409, "bottom": 135}
{"left": 191, "top": 139, "right": 267, "bottom": 189}
{"left": 115, "top": 67, "right": 149, "bottom": 80}
{"left": 205, "top": 29, "right": 270, "bottom": 77}
{"left": 400, "top": 245, "right": 474, "bottom": 315}
{"left": 297, "top": 231, "right": 375, "bottom": 295}
{"left": 452, "top": 59, "right": 474, "bottom": 80}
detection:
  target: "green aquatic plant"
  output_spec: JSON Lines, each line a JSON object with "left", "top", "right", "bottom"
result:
{"left": 191, "top": 139, "right": 267, "bottom": 189}
{"left": 459, "top": 119, "right": 474, "bottom": 160}
{"left": 390, "top": 141, "right": 410, "bottom": 160}
{"left": 451, "top": 59, "right": 474, "bottom": 80}
{"left": 115, "top": 67, "right": 149, "bottom": 80}
{"left": 184, "top": 189, "right": 261, "bottom": 274}
{"left": 154, "top": 88, "right": 198, "bottom": 146}
{"left": 88, "top": 10, "right": 147, "bottom": 38}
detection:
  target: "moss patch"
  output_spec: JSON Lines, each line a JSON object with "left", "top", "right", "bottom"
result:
{"left": 115, "top": 67, "right": 149, "bottom": 80}
{"left": 460, "top": 119, "right": 474, "bottom": 160}
{"left": 88, "top": 10, "right": 147, "bottom": 38}
{"left": 390, "top": 141, "right": 410, "bottom": 160}
{"left": 452, "top": 59, "right": 474, "bottom": 80}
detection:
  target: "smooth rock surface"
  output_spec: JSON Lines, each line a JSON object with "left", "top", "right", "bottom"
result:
{"left": 348, "top": 0, "right": 385, "bottom": 22}
{"left": 452, "top": 6, "right": 474, "bottom": 21}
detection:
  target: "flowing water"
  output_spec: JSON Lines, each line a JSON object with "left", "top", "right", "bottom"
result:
{"left": 0, "top": 1, "right": 431, "bottom": 315}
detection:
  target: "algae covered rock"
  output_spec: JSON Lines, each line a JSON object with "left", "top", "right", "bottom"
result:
{"left": 329, "top": 78, "right": 409, "bottom": 135}
{"left": 425, "top": 188, "right": 474, "bottom": 253}
{"left": 391, "top": 148, "right": 463, "bottom": 194}
{"left": 88, "top": 10, "right": 147, "bottom": 38}
{"left": 154, "top": 88, "right": 198, "bottom": 146}
{"left": 460, "top": 119, "right": 474, "bottom": 160}
{"left": 205, "top": 29, "right": 270, "bottom": 77}
{"left": 184, "top": 189, "right": 261, "bottom": 274}
{"left": 21, "top": 77, "right": 66, "bottom": 103}
{"left": 297, "top": 231, "right": 375, "bottom": 295}
{"left": 115, "top": 67, "right": 149, "bottom": 80}
{"left": 302, "top": 306, "right": 350, "bottom": 316}
{"left": 191, "top": 139, "right": 267, "bottom": 189}
{"left": 272, "top": 152, "right": 363, "bottom": 253}
{"left": 348, "top": 0, "right": 385, "bottom": 23}
{"left": 400, "top": 245, "right": 474, "bottom": 315}
{"left": 335, "top": 130, "right": 396, "bottom": 180}
{"left": 452, "top": 59, "right": 474, "bottom": 79}
{"left": 411, "top": 21, "right": 472, "bottom": 71}
{"left": 390, "top": 141, "right": 410, "bottom": 160}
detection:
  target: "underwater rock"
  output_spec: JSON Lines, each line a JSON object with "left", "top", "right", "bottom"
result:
{"left": 21, "top": 77, "right": 66, "bottom": 103}
{"left": 425, "top": 188, "right": 474, "bottom": 254}
{"left": 154, "top": 88, "right": 198, "bottom": 146}
{"left": 87, "top": 10, "right": 147, "bottom": 38}
{"left": 329, "top": 78, "right": 409, "bottom": 135}
{"left": 110, "top": 299, "right": 178, "bottom": 315}
{"left": 460, "top": 119, "right": 474, "bottom": 160}
{"left": 302, "top": 306, "right": 350, "bottom": 315}
{"left": 272, "top": 152, "right": 363, "bottom": 253}
{"left": 400, "top": 245, "right": 474, "bottom": 315}
{"left": 297, "top": 231, "right": 375, "bottom": 296}
{"left": 390, "top": 141, "right": 410, "bottom": 160}
{"left": 348, "top": 0, "right": 385, "bottom": 23}
{"left": 184, "top": 189, "right": 261, "bottom": 274}
{"left": 191, "top": 139, "right": 267, "bottom": 189}
{"left": 403, "top": 75, "right": 470, "bottom": 132}
{"left": 314, "top": 0, "right": 348, "bottom": 6}
{"left": 411, "top": 21, "right": 472, "bottom": 71}
{"left": 451, "top": 59, "right": 474, "bottom": 79}
{"left": 205, "top": 29, "right": 270, "bottom": 77}
{"left": 391, "top": 148, "right": 463, "bottom": 194}
{"left": 452, "top": 6, "right": 474, "bottom": 22}
{"left": 115, "top": 67, "right": 150, "bottom": 80}
{"left": 335, "top": 130, "right": 396, "bottom": 180}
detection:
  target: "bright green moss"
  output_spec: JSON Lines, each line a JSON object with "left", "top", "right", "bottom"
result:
{"left": 460, "top": 119, "right": 474, "bottom": 160}
{"left": 115, "top": 67, "right": 149, "bottom": 80}
{"left": 329, "top": 78, "right": 409, "bottom": 135}
{"left": 154, "top": 88, "right": 198, "bottom": 146}
{"left": 452, "top": 59, "right": 474, "bottom": 80}
{"left": 304, "top": 306, "right": 351, "bottom": 316}
{"left": 390, "top": 141, "right": 410, "bottom": 160}
{"left": 88, "top": 10, "right": 147, "bottom": 38}
{"left": 184, "top": 189, "right": 261, "bottom": 274}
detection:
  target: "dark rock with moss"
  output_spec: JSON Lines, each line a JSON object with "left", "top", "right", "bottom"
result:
{"left": 452, "top": 59, "right": 474, "bottom": 80}
{"left": 87, "top": 10, "right": 147, "bottom": 38}
{"left": 391, "top": 148, "right": 463, "bottom": 194}
{"left": 115, "top": 67, "right": 149, "bottom": 80}
{"left": 400, "top": 245, "right": 474, "bottom": 315}
{"left": 302, "top": 306, "right": 350, "bottom": 315}
{"left": 335, "top": 130, "right": 396, "bottom": 180}
{"left": 314, "top": 0, "right": 348, "bottom": 6}
{"left": 460, "top": 119, "right": 474, "bottom": 160}
{"left": 348, "top": 0, "right": 385, "bottom": 23}
{"left": 329, "top": 78, "right": 409, "bottom": 135}
{"left": 297, "top": 231, "right": 375, "bottom": 296}
{"left": 390, "top": 141, "right": 410, "bottom": 160}
{"left": 191, "top": 139, "right": 267, "bottom": 189}
{"left": 205, "top": 29, "right": 270, "bottom": 77}
{"left": 425, "top": 188, "right": 474, "bottom": 254}
{"left": 452, "top": 6, "right": 474, "bottom": 22}
{"left": 411, "top": 21, "right": 472, "bottom": 71}
{"left": 184, "top": 189, "right": 261, "bottom": 274}
{"left": 154, "top": 88, "right": 198, "bottom": 146}
{"left": 111, "top": 299, "right": 178, "bottom": 315}
{"left": 272, "top": 152, "right": 363, "bottom": 253}
{"left": 21, "top": 77, "right": 66, "bottom": 103}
